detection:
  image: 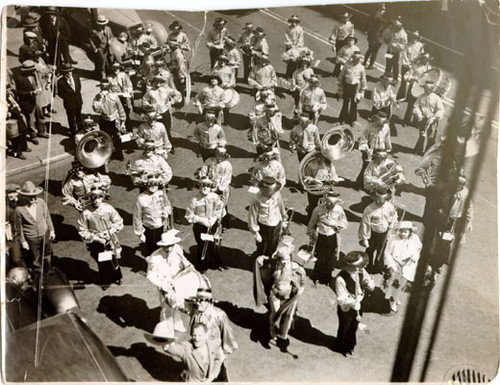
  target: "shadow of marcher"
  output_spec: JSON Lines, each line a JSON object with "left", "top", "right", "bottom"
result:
{"left": 349, "top": 196, "right": 373, "bottom": 214}
{"left": 107, "top": 171, "right": 137, "bottom": 191}
{"left": 51, "top": 255, "right": 98, "bottom": 285}
{"left": 226, "top": 144, "right": 256, "bottom": 159}
{"left": 45, "top": 179, "right": 62, "bottom": 197}
{"left": 118, "top": 245, "right": 148, "bottom": 273}
{"left": 231, "top": 172, "right": 251, "bottom": 188}
{"left": 173, "top": 137, "right": 200, "bottom": 156}
{"left": 398, "top": 182, "right": 426, "bottom": 197}
{"left": 51, "top": 214, "right": 81, "bottom": 241}
{"left": 97, "top": 294, "right": 161, "bottom": 331}
{"left": 115, "top": 208, "right": 133, "bottom": 226}
{"left": 108, "top": 343, "right": 183, "bottom": 381}
{"left": 218, "top": 246, "right": 254, "bottom": 272}
{"left": 289, "top": 315, "right": 337, "bottom": 350}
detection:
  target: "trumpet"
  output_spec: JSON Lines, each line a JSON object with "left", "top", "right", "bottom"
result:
{"left": 99, "top": 215, "right": 122, "bottom": 262}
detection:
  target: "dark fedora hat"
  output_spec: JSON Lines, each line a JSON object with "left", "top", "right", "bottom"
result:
{"left": 59, "top": 63, "right": 75, "bottom": 73}
{"left": 258, "top": 176, "right": 282, "bottom": 194}
{"left": 341, "top": 251, "right": 369, "bottom": 269}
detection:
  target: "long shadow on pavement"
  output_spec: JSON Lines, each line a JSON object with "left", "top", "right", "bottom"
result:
{"left": 51, "top": 214, "right": 81, "bottom": 241}
{"left": 119, "top": 245, "right": 148, "bottom": 274}
{"left": 52, "top": 255, "right": 98, "bottom": 285}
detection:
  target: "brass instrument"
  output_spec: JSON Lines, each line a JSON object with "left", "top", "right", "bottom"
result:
{"left": 76, "top": 130, "right": 114, "bottom": 169}
{"left": 365, "top": 160, "right": 405, "bottom": 193}
{"left": 99, "top": 215, "right": 122, "bottom": 263}
{"left": 320, "top": 125, "right": 355, "bottom": 161}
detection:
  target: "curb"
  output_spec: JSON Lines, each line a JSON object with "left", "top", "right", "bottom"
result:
{"left": 6, "top": 152, "right": 73, "bottom": 177}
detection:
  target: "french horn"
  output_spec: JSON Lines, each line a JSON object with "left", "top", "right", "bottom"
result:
{"left": 76, "top": 130, "right": 114, "bottom": 169}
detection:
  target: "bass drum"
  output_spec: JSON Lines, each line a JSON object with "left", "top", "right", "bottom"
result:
{"left": 223, "top": 87, "right": 240, "bottom": 109}
{"left": 411, "top": 68, "right": 451, "bottom": 99}
{"left": 171, "top": 269, "right": 211, "bottom": 310}
{"left": 109, "top": 38, "right": 128, "bottom": 63}
{"left": 144, "top": 20, "right": 168, "bottom": 46}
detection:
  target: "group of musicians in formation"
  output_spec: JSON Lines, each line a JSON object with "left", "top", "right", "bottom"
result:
{"left": 6, "top": 4, "right": 475, "bottom": 380}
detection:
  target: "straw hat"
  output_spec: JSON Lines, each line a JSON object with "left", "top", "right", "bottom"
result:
{"left": 342, "top": 251, "right": 369, "bottom": 269}
{"left": 258, "top": 176, "right": 282, "bottom": 194}
{"left": 157, "top": 229, "right": 182, "bottom": 246}
{"left": 96, "top": 15, "right": 109, "bottom": 25}
{"left": 396, "top": 221, "right": 417, "bottom": 231}
{"left": 21, "top": 60, "right": 36, "bottom": 72}
{"left": 6, "top": 183, "right": 20, "bottom": 193}
{"left": 18, "top": 181, "right": 43, "bottom": 196}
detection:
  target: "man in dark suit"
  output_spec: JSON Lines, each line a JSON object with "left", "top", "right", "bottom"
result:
{"left": 57, "top": 63, "right": 83, "bottom": 136}
{"left": 40, "top": 6, "right": 76, "bottom": 67}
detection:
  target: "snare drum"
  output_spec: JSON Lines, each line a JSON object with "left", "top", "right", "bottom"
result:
{"left": 411, "top": 68, "right": 451, "bottom": 99}
{"left": 223, "top": 88, "right": 240, "bottom": 109}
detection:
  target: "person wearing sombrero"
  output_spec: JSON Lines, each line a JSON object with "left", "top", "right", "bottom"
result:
{"left": 14, "top": 181, "right": 55, "bottom": 269}
{"left": 397, "top": 30, "right": 424, "bottom": 100}
{"left": 290, "top": 56, "right": 314, "bottom": 109}
{"left": 289, "top": 112, "right": 320, "bottom": 163}
{"left": 251, "top": 101, "right": 283, "bottom": 156}
{"left": 167, "top": 21, "right": 191, "bottom": 100}
{"left": 237, "top": 22, "right": 256, "bottom": 81}
{"left": 283, "top": 15, "right": 304, "bottom": 78}
{"left": 251, "top": 26, "right": 269, "bottom": 59}
{"left": 249, "top": 176, "right": 288, "bottom": 257}
{"left": 371, "top": 74, "right": 397, "bottom": 126}
{"left": 297, "top": 76, "right": 327, "bottom": 125}
{"left": 250, "top": 146, "right": 286, "bottom": 188}
{"left": 358, "top": 188, "right": 398, "bottom": 274}
{"left": 333, "top": 251, "right": 374, "bottom": 356}
{"left": 75, "top": 116, "right": 100, "bottom": 145}
{"left": 383, "top": 221, "right": 422, "bottom": 312}
{"left": 412, "top": 79, "right": 445, "bottom": 155}
{"left": 207, "top": 17, "right": 228, "bottom": 70}
{"left": 194, "top": 109, "right": 227, "bottom": 162}
{"left": 195, "top": 74, "right": 225, "bottom": 121}
{"left": 39, "top": 6, "right": 75, "bottom": 67}
{"left": 401, "top": 53, "right": 432, "bottom": 126}
{"left": 154, "top": 59, "right": 177, "bottom": 92}
{"left": 187, "top": 288, "right": 238, "bottom": 381}
{"left": 328, "top": 12, "right": 354, "bottom": 54}
{"left": 107, "top": 62, "right": 134, "bottom": 131}
{"left": 212, "top": 54, "right": 237, "bottom": 124}
{"left": 337, "top": 50, "right": 367, "bottom": 126}
{"left": 248, "top": 54, "right": 277, "bottom": 94}
{"left": 382, "top": 17, "right": 408, "bottom": 81}
{"left": 224, "top": 36, "right": 241, "bottom": 81}
{"left": 185, "top": 178, "right": 225, "bottom": 271}
{"left": 89, "top": 15, "right": 114, "bottom": 80}
{"left": 146, "top": 229, "right": 196, "bottom": 336}
{"left": 57, "top": 62, "right": 83, "bottom": 136}
{"left": 132, "top": 140, "right": 173, "bottom": 186}
{"left": 78, "top": 187, "right": 123, "bottom": 290}
{"left": 333, "top": 33, "right": 359, "bottom": 78}
{"left": 363, "top": 3, "right": 387, "bottom": 70}
{"left": 307, "top": 191, "right": 348, "bottom": 285}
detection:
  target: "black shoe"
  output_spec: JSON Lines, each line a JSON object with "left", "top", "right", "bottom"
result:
{"left": 16, "top": 153, "right": 27, "bottom": 160}
{"left": 38, "top": 133, "right": 49, "bottom": 139}
{"left": 115, "top": 280, "right": 122, "bottom": 285}
{"left": 29, "top": 138, "right": 39, "bottom": 145}
{"left": 101, "top": 285, "right": 109, "bottom": 291}
{"left": 24, "top": 148, "right": 32, "bottom": 152}
{"left": 70, "top": 59, "right": 78, "bottom": 65}
{"left": 170, "top": 147, "right": 175, "bottom": 154}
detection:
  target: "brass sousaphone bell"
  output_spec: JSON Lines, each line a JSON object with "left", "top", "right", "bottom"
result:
{"left": 76, "top": 130, "right": 114, "bottom": 169}
{"left": 299, "top": 125, "right": 355, "bottom": 195}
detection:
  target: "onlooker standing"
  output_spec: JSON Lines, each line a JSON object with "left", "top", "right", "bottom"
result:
{"left": 39, "top": 6, "right": 76, "bottom": 66}
{"left": 337, "top": 51, "right": 367, "bottom": 126}
{"left": 89, "top": 15, "right": 114, "bottom": 80}
{"left": 363, "top": 3, "right": 388, "bottom": 69}
{"left": 382, "top": 18, "right": 408, "bottom": 81}
{"left": 57, "top": 63, "right": 83, "bottom": 136}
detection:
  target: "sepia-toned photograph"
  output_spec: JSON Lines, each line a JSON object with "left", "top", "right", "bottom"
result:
{"left": 1, "top": 0, "right": 498, "bottom": 382}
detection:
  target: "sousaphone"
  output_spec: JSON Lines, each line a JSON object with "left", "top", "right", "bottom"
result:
{"left": 76, "top": 130, "right": 114, "bottom": 169}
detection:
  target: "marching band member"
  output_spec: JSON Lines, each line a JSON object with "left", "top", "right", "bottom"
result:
{"left": 238, "top": 22, "right": 256, "bottom": 81}
{"left": 146, "top": 229, "right": 195, "bottom": 337}
{"left": 251, "top": 147, "right": 286, "bottom": 188}
{"left": 303, "top": 153, "right": 343, "bottom": 216}
{"left": 109, "top": 32, "right": 133, "bottom": 64}
{"left": 89, "top": 15, "right": 114, "bottom": 80}
{"left": 62, "top": 161, "right": 111, "bottom": 211}
{"left": 358, "top": 189, "right": 398, "bottom": 274}
{"left": 195, "top": 74, "right": 225, "bottom": 121}
{"left": 396, "top": 31, "right": 424, "bottom": 100}
{"left": 138, "top": 42, "right": 157, "bottom": 82}
{"left": 207, "top": 17, "right": 228, "bottom": 70}
{"left": 194, "top": 110, "right": 227, "bottom": 161}
{"left": 334, "top": 251, "right": 374, "bottom": 356}
{"left": 136, "top": 105, "right": 172, "bottom": 160}
{"left": 250, "top": 27, "right": 270, "bottom": 58}
{"left": 289, "top": 112, "right": 321, "bottom": 162}
{"left": 284, "top": 15, "right": 304, "bottom": 78}
{"left": 332, "top": 33, "right": 359, "bottom": 78}
{"left": 77, "top": 187, "right": 123, "bottom": 290}
{"left": 268, "top": 246, "right": 305, "bottom": 352}
{"left": 248, "top": 88, "right": 275, "bottom": 126}
{"left": 383, "top": 221, "right": 422, "bottom": 312}
{"left": 363, "top": 148, "right": 405, "bottom": 196}
{"left": 185, "top": 178, "right": 225, "bottom": 271}
{"left": 132, "top": 141, "right": 173, "bottom": 185}
{"left": 224, "top": 37, "right": 242, "bottom": 80}
{"left": 167, "top": 21, "right": 191, "bottom": 96}
{"left": 212, "top": 54, "right": 237, "bottom": 124}
{"left": 372, "top": 74, "right": 397, "bottom": 118}
{"left": 248, "top": 176, "right": 288, "bottom": 257}
{"left": 297, "top": 76, "right": 327, "bottom": 125}
{"left": 188, "top": 288, "right": 238, "bottom": 381}
{"left": 108, "top": 62, "right": 133, "bottom": 130}
{"left": 142, "top": 76, "right": 182, "bottom": 153}
{"left": 167, "top": 21, "right": 192, "bottom": 52}
{"left": 382, "top": 18, "right": 408, "bottom": 81}
{"left": 363, "top": 3, "right": 387, "bottom": 69}
{"left": 412, "top": 79, "right": 445, "bottom": 155}
{"left": 337, "top": 51, "right": 367, "bottom": 126}
{"left": 248, "top": 54, "right": 277, "bottom": 94}
{"left": 143, "top": 23, "right": 159, "bottom": 48}
{"left": 198, "top": 146, "right": 233, "bottom": 230}
{"left": 134, "top": 176, "right": 173, "bottom": 256}
{"left": 401, "top": 53, "right": 432, "bottom": 126}
{"left": 356, "top": 111, "right": 392, "bottom": 188}
{"left": 155, "top": 59, "right": 177, "bottom": 91}
{"left": 75, "top": 117, "right": 100, "bottom": 145}
{"left": 329, "top": 12, "right": 354, "bottom": 54}
{"left": 133, "top": 24, "right": 158, "bottom": 50}
{"left": 307, "top": 191, "right": 348, "bottom": 284}
{"left": 251, "top": 102, "right": 283, "bottom": 156}
{"left": 290, "top": 56, "right": 314, "bottom": 109}
{"left": 92, "top": 78, "right": 126, "bottom": 161}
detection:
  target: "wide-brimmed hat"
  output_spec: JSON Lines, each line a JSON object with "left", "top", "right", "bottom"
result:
{"left": 22, "top": 16, "right": 40, "bottom": 27}
{"left": 258, "top": 147, "right": 279, "bottom": 161}
{"left": 374, "top": 110, "right": 389, "bottom": 120}
{"left": 169, "top": 21, "right": 183, "bottom": 31}
{"left": 411, "top": 30, "right": 422, "bottom": 40}
{"left": 157, "top": 229, "right": 182, "bottom": 246}
{"left": 258, "top": 176, "right": 282, "bottom": 193}
{"left": 243, "top": 22, "right": 254, "bottom": 29}
{"left": 59, "top": 63, "right": 75, "bottom": 73}
{"left": 396, "top": 221, "right": 417, "bottom": 231}
{"left": 24, "top": 31, "right": 37, "bottom": 39}
{"left": 392, "top": 17, "right": 403, "bottom": 28}
{"left": 346, "top": 33, "right": 358, "bottom": 43}
{"left": 380, "top": 74, "right": 393, "bottom": 83}
{"left": 352, "top": 50, "right": 363, "bottom": 59}
{"left": 323, "top": 191, "right": 342, "bottom": 204}
{"left": 89, "top": 186, "right": 105, "bottom": 198}
{"left": 44, "top": 6, "right": 58, "bottom": 14}
{"left": 97, "top": 78, "right": 110, "bottom": 88}
{"left": 198, "top": 177, "right": 215, "bottom": 188}
{"left": 288, "top": 15, "right": 300, "bottom": 23}
{"left": 309, "top": 76, "right": 321, "bottom": 85}
{"left": 188, "top": 288, "right": 218, "bottom": 303}
{"left": 342, "top": 251, "right": 369, "bottom": 269}
{"left": 145, "top": 23, "right": 154, "bottom": 32}
{"left": 254, "top": 27, "right": 265, "bottom": 35}
{"left": 142, "top": 140, "right": 156, "bottom": 150}
{"left": 371, "top": 188, "right": 391, "bottom": 200}
{"left": 82, "top": 117, "right": 95, "bottom": 126}
{"left": 143, "top": 104, "right": 157, "bottom": 114}
{"left": 213, "top": 17, "right": 227, "bottom": 26}
{"left": 372, "top": 148, "right": 389, "bottom": 159}
{"left": 215, "top": 146, "right": 230, "bottom": 158}
{"left": 209, "top": 74, "right": 223, "bottom": 85}
{"left": 19, "top": 181, "right": 43, "bottom": 196}
{"left": 96, "top": 15, "right": 109, "bottom": 25}
{"left": 341, "top": 12, "right": 351, "bottom": 19}
{"left": 264, "top": 102, "right": 279, "bottom": 113}
{"left": 21, "top": 60, "right": 36, "bottom": 72}
{"left": 144, "top": 320, "right": 176, "bottom": 345}
{"left": 6, "top": 183, "right": 20, "bottom": 193}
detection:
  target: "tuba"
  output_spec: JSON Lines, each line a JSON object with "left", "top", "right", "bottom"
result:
{"left": 299, "top": 126, "right": 354, "bottom": 195}
{"left": 76, "top": 130, "right": 114, "bottom": 169}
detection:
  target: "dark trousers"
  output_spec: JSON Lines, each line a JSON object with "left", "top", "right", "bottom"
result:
{"left": 285, "top": 61, "right": 297, "bottom": 79}
{"left": 414, "top": 118, "right": 438, "bottom": 155}
{"left": 88, "top": 241, "right": 122, "bottom": 286}
{"left": 9, "top": 135, "right": 27, "bottom": 155}
{"left": 99, "top": 119, "right": 124, "bottom": 160}
{"left": 144, "top": 226, "right": 164, "bottom": 257}
{"left": 65, "top": 105, "right": 82, "bottom": 135}
{"left": 94, "top": 48, "right": 108, "bottom": 79}
{"left": 26, "top": 233, "right": 52, "bottom": 267}
{"left": 200, "top": 147, "right": 216, "bottom": 162}
{"left": 385, "top": 51, "right": 401, "bottom": 80}
{"left": 307, "top": 193, "right": 321, "bottom": 217}
{"left": 22, "top": 108, "right": 38, "bottom": 137}
{"left": 193, "top": 222, "right": 222, "bottom": 270}
{"left": 209, "top": 48, "right": 224, "bottom": 70}
{"left": 335, "top": 307, "right": 360, "bottom": 353}
{"left": 397, "top": 65, "right": 410, "bottom": 100}
{"left": 339, "top": 82, "right": 359, "bottom": 125}
{"left": 356, "top": 151, "right": 370, "bottom": 189}
{"left": 364, "top": 42, "right": 382, "bottom": 67}
{"left": 256, "top": 222, "right": 281, "bottom": 257}
{"left": 243, "top": 54, "right": 252, "bottom": 83}
{"left": 214, "top": 362, "right": 229, "bottom": 382}
{"left": 403, "top": 92, "right": 417, "bottom": 126}
{"left": 47, "top": 37, "right": 71, "bottom": 67}
{"left": 366, "top": 230, "right": 388, "bottom": 273}
{"left": 160, "top": 110, "right": 174, "bottom": 149}
{"left": 335, "top": 39, "right": 346, "bottom": 53}
{"left": 313, "top": 233, "right": 339, "bottom": 284}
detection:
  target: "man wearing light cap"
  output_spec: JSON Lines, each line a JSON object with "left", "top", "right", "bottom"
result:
{"left": 338, "top": 51, "right": 367, "bottom": 126}
{"left": 19, "top": 31, "right": 38, "bottom": 64}
{"left": 382, "top": 17, "right": 408, "bottom": 81}
{"left": 207, "top": 17, "right": 228, "bottom": 69}
{"left": 251, "top": 147, "right": 286, "bottom": 188}
{"left": 136, "top": 105, "right": 172, "bottom": 160}
{"left": 307, "top": 191, "right": 348, "bottom": 284}
{"left": 238, "top": 22, "right": 256, "bottom": 81}
{"left": 89, "top": 15, "right": 114, "bottom": 80}
{"left": 194, "top": 110, "right": 227, "bottom": 161}
{"left": 248, "top": 54, "right": 277, "bottom": 93}
{"left": 108, "top": 62, "right": 133, "bottom": 130}
{"left": 297, "top": 76, "right": 327, "bottom": 125}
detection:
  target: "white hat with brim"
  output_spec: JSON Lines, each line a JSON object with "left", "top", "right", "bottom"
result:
{"left": 19, "top": 181, "right": 43, "bottom": 196}
{"left": 144, "top": 321, "right": 176, "bottom": 345}
{"left": 396, "top": 221, "right": 417, "bottom": 231}
{"left": 157, "top": 229, "right": 182, "bottom": 246}
{"left": 21, "top": 60, "right": 36, "bottom": 72}
{"left": 96, "top": 15, "right": 109, "bottom": 25}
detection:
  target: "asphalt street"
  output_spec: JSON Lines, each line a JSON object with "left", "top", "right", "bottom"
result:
{"left": 4, "top": 2, "right": 499, "bottom": 382}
